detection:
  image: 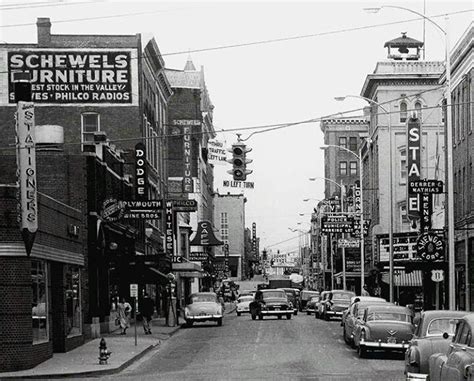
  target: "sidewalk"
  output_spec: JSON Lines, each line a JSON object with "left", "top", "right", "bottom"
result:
{"left": 0, "top": 303, "right": 236, "bottom": 379}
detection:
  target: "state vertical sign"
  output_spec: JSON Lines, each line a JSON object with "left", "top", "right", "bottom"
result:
{"left": 407, "top": 117, "right": 421, "bottom": 221}
{"left": 17, "top": 101, "right": 37, "bottom": 256}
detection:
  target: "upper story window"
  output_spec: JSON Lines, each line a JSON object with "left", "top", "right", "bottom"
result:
{"left": 349, "top": 137, "right": 358, "bottom": 151}
{"left": 81, "top": 113, "right": 100, "bottom": 147}
{"left": 349, "top": 161, "right": 357, "bottom": 176}
{"left": 221, "top": 212, "right": 228, "bottom": 226}
{"left": 339, "top": 137, "right": 347, "bottom": 149}
{"left": 414, "top": 101, "right": 422, "bottom": 120}
{"left": 339, "top": 161, "right": 347, "bottom": 176}
{"left": 399, "top": 203, "right": 411, "bottom": 231}
{"left": 400, "top": 102, "right": 407, "bottom": 123}
{"left": 399, "top": 149, "right": 407, "bottom": 184}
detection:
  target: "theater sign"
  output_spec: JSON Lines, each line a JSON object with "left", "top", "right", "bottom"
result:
{"left": 2, "top": 49, "right": 139, "bottom": 105}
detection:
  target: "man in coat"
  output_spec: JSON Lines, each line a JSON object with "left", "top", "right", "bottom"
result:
{"left": 141, "top": 293, "right": 155, "bottom": 334}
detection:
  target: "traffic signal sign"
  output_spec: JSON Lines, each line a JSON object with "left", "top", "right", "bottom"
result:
{"left": 227, "top": 142, "right": 252, "bottom": 181}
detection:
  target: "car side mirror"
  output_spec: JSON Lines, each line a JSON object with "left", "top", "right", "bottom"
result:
{"left": 443, "top": 332, "right": 450, "bottom": 339}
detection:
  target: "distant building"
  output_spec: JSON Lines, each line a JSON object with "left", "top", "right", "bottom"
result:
{"left": 213, "top": 193, "right": 246, "bottom": 280}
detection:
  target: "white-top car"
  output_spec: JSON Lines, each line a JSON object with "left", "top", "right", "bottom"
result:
{"left": 236, "top": 295, "right": 254, "bottom": 316}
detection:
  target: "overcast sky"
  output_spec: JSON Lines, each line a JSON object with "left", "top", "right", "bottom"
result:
{"left": 1, "top": 0, "right": 472, "bottom": 254}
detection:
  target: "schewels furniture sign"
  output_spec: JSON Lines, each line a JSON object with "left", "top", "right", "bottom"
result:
{"left": 7, "top": 50, "right": 132, "bottom": 103}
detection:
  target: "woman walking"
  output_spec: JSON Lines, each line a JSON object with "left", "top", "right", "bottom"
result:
{"left": 117, "top": 297, "right": 132, "bottom": 335}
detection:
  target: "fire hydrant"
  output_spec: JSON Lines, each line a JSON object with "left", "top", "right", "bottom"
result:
{"left": 98, "top": 338, "right": 111, "bottom": 364}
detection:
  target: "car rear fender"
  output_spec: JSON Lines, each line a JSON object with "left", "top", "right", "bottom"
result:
{"left": 428, "top": 353, "right": 447, "bottom": 381}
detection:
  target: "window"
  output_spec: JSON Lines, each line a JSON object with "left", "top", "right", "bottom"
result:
{"left": 32, "top": 260, "right": 48, "bottom": 343}
{"left": 220, "top": 212, "right": 228, "bottom": 227}
{"left": 349, "top": 137, "right": 358, "bottom": 152}
{"left": 399, "top": 204, "right": 410, "bottom": 231}
{"left": 414, "top": 101, "right": 422, "bottom": 120}
{"left": 66, "top": 265, "right": 82, "bottom": 337}
{"left": 400, "top": 102, "right": 407, "bottom": 123}
{"left": 349, "top": 161, "right": 357, "bottom": 176}
{"left": 221, "top": 229, "right": 228, "bottom": 240}
{"left": 339, "top": 137, "right": 347, "bottom": 148}
{"left": 81, "top": 113, "right": 100, "bottom": 146}
{"left": 339, "top": 161, "right": 347, "bottom": 176}
{"left": 400, "top": 149, "right": 407, "bottom": 184}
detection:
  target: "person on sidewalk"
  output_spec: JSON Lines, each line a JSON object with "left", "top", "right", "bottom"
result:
{"left": 141, "top": 293, "right": 155, "bottom": 334}
{"left": 117, "top": 297, "right": 132, "bottom": 335}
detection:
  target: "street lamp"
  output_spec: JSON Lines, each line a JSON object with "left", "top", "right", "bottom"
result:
{"left": 335, "top": 95, "right": 394, "bottom": 302}
{"left": 364, "top": 5, "right": 455, "bottom": 310}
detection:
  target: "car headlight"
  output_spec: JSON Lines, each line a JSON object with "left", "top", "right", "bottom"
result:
{"left": 185, "top": 307, "right": 190, "bottom": 317}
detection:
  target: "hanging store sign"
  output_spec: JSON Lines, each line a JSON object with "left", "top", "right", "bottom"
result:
{"left": 189, "top": 220, "right": 224, "bottom": 246}
{"left": 407, "top": 117, "right": 421, "bottom": 220}
{"left": 170, "top": 199, "right": 197, "bottom": 212}
{"left": 419, "top": 194, "right": 432, "bottom": 233}
{"left": 321, "top": 216, "right": 353, "bottom": 233}
{"left": 338, "top": 238, "right": 360, "bottom": 248}
{"left": 408, "top": 179, "right": 444, "bottom": 194}
{"left": 165, "top": 201, "right": 174, "bottom": 258}
{"left": 189, "top": 252, "right": 208, "bottom": 262}
{"left": 17, "top": 101, "right": 37, "bottom": 255}
{"left": 182, "top": 125, "right": 193, "bottom": 193}
{"left": 100, "top": 199, "right": 163, "bottom": 221}
{"left": 134, "top": 143, "right": 147, "bottom": 200}
{"left": 417, "top": 232, "right": 444, "bottom": 261}
{"left": 8, "top": 51, "right": 132, "bottom": 104}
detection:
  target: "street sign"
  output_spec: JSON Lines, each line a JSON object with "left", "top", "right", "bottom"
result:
{"left": 408, "top": 179, "right": 444, "bottom": 194}
{"left": 431, "top": 269, "right": 444, "bottom": 282}
{"left": 130, "top": 283, "right": 138, "bottom": 297}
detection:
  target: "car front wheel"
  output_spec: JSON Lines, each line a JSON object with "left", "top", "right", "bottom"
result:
{"left": 287, "top": 314, "right": 292, "bottom": 320}
{"left": 217, "top": 318, "right": 222, "bottom": 326}
{"left": 237, "top": 311, "right": 241, "bottom": 316}
{"left": 251, "top": 314, "right": 256, "bottom": 320}
{"left": 258, "top": 314, "right": 263, "bottom": 320}
{"left": 358, "top": 344, "right": 368, "bottom": 358}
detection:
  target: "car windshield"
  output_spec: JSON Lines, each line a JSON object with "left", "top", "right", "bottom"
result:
{"left": 310, "top": 297, "right": 320, "bottom": 302}
{"left": 238, "top": 296, "right": 253, "bottom": 303}
{"left": 427, "top": 318, "right": 458, "bottom": 336}
{"left": 332, "top": 293, "right": 352, "bottom": 300}
{"left": 263, "top": 291, "right": 286, "bottom": 299}
{"left": 367, "top": 312, "right": 410, "bottom": 322}
{"left": 190, "top": 295, "right": 217, "bottom": 303}
{"left": 302, "top": 291, "right": 319, "bottom": 299}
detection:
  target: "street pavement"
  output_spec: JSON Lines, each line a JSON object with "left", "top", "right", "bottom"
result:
{"left": 94, "top": 306, "right": 405, "bottom": 381}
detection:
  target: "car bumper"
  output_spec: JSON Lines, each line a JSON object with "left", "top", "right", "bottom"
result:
{"left": 261, "top": 310, "right": 291, "bottom": 316}
{"left": 237, "top": 308, "right": 250, "bottom": 313}
{"left": 405, "top": 372, "right": 428, "bottom": 380}
{"left": 186, "top": 314, "right": 223, "bottom": 321}
{"left": 326, "top": 311, "right": 343, "bottom": 317}
{"left": 360, "top": 340, "right": 409, "bottom": 350}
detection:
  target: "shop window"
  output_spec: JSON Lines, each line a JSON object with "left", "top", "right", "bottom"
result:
{"left": 400, "top": 102, "right": 407, "bottom": 123}
{"left": 339, "top": 137, "right": 347, "bottom": 149}
{"left": 339, "top": 161, "right": 347, "bottom": 176}
{"left": 66, "top": 265, "right": 82, "bottom": 337}
{"left": 81, "top": 113, "right": 100, "bottom": 148}
{"left": 349, "top": 161, "right": 357, "bottom": 176}
{"left": 32, "top": 260, "right": 48, "bottom": 343}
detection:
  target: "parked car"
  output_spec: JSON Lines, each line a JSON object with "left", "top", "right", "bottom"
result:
{"left": 306, "top": 295, "right": 321, "bottom": 315}
{"left": 342, "top": 297, "right": 389, "bottom": 346}
{"left": 281, "top": 288, "right": 299, "bottom": 315}
{"left": 404, "top": 310, "right": 466, "bottom": 380}
{"left": 428, "top": 313, "right": 474, "bottom": 381}
{"left": 184, "top": 292, "right": 224, "bottom": 327}
{"left": 239, "top": 290, "right": 256, "bottom": 298}
{"left": 299, "top": 290, "right": 320, "bottom": 312}
{"left": 235, "top": 295, "right": 254, "bottom": 316}
{"left": 320, "top": 290, "right": 355, "bottom": 321}
{"left": 353, "top": 304, "right": 414, "bottom": 358}
{"left": 250, "top": 289, "right": 293, "bottom": 320}
{"left": 341, "top": 296, "right": 387, "bottom": 327}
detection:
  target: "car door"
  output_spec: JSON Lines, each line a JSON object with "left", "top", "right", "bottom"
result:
{"left": 353, "top": 308, "right": 368, "bottom": 347}
{"left": 345, "top": 304, "right": 357, "bottom": 338}
{"left": 441, "top": 321, "right": 471, "bottom": 381}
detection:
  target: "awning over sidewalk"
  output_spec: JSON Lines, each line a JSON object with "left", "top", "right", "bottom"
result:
{"left": 381, "top": 270, "right": 423, "bottom": 287}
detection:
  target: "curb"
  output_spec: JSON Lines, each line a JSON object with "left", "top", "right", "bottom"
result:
{"left": 0, "top": 326, "right": 183, "bottom": 380}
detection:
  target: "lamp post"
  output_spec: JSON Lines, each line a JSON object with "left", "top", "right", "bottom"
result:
{"left": 335, "top": 95, "right": 393, "bottom": 301}
{"left": 364, "top": 2, "right": 455, "bottom": 311}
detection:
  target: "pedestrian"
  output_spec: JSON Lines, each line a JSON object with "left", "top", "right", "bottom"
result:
{"left": 117, "top": 297, "right": 132, "bottom": 335}
{"left": 141, "top": 293, "right": 155, "bottom": 334}
{"left": 361, "top": 284, "right": 370, "bottom": 296}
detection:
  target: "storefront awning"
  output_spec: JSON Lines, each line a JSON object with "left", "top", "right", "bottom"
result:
{"left": 381, "top": 270, "right": 423, "bottom": 287}
{"left": 172, "top": 261, "right": 202, "bottom": 272}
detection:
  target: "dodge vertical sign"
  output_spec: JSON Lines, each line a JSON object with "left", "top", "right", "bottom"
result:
{"left": 8, "top": 51, "right": 132, "bottom": 103}
{"left": 134, "top": 143, "right": 147, "bottom": 200}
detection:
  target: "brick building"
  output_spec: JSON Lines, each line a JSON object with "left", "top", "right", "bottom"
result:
{"left": 0, "top": 18, "right": 173, "bottom": 370}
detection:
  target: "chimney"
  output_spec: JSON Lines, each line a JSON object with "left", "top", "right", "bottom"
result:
{"left": 37, "top": 18, "right": 51, "bottom": 46}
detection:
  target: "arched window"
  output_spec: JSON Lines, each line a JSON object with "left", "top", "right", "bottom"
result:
{"left": 415, "top": 101, "right": 422, "bottom": 120}
{"left": 400, "top": 101, "right": 407, "bottom": 123}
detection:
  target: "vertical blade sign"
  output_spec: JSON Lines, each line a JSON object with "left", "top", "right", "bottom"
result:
{"left": 135, "top": 143, "right": 147, "bottom": 200}
{"left": 407, "top": 117, "right": 421, "bottom": 221}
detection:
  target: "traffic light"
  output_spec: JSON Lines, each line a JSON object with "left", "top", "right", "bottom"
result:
{"left": 227, "top": 142, "right": 252, "bottom": 181}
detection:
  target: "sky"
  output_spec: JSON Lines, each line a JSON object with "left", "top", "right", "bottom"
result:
{"left": 1, "top": 0, "right": 472, "bottom": 254}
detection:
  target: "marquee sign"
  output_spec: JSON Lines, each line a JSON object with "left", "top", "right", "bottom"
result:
{"left": 378, "top": 232, "right": 418, "bottom": 262}
{"left": 8, "top": 51, "right": 132, "bottom": 104}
